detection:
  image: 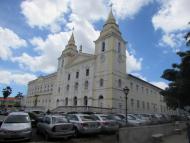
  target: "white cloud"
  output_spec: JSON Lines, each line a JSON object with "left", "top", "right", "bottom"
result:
{"left": 151, "top": 81, "right": 168, "bottom": 90}
{"left": 111, "top": 0, "right": 153, "bottom": 19}
{"left": 12, "top": 32, "right": 71, "bottom": 73}
{"left": 126, "top": 50, "right": 143, "bottom": 73}
{"left": 16, "top": 0, "right": 149, "bottom": 73}
{"left": 0, "top": 27, "right": 27, "bottom": 60}
{"left": 66, "top": 14, "right": 100, "bottom": 53}
{"left": 0, "top": 70, "right": 36, "bottom": 85}
{"left": 70, "top": 0, "right": 108, "bottom": 22}
{"left": 21, "top": 0, "right": 69, "bottom": 32}
{"left": 159, "top": 33, "right": 184, "bottom": 50}
{"left": 130, "top": 73, "right": 147, "bottom": 81}
{"left": 130, "top": 72, "right": 168, "bottom": 89}
{"left": 152, "top": 0, "right": 190, "bottom": 49}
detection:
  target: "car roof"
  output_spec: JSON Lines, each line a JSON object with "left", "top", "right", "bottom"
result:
{"left": 71, "top": 113, "right": 90, "bottom": 116}
{"left": 94, "top": 114, "right": 107, "bottom": 116}
{"left": 45, "top": 114, "right": 66, "bottom": 118}
{"left": 9, "top": 112, "right": 28, "bottom": 116}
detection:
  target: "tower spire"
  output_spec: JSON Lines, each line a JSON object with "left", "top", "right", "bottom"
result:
{"left": 105, "top": 4, "right": 116, "bottom": 25}
{"left": 68, "top": 32, "right": 75, "bottom": 45}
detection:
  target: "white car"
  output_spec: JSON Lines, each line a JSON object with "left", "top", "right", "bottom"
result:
{"left": 92, "top": 114, "right": 119, "bottom": 133}
{"left": 67, "top": 113, "right": 101, "bottom": 136}
{"left": 0, "top": 112, "right": 32, "bottom": 142}
{"left": 37, "top": 115, "right": 75, "bottom": 140}
{"left": 127, "top": 115, "right": 142, "bottom": 126}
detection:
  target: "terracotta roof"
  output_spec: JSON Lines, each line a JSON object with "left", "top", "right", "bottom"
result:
{"left": 0, "top": 97, "right": 16, "bottom": 101}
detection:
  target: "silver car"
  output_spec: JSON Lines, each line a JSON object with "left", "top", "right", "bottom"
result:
{"left": 108, "top": 114, "right": 126, "bottom": 127}
{"left": 92, "top": 114, "right": 119, "bottom": 133}
{"left": 37, "top": 115, "right": 75, "bottom": 140}
{"left": 0, "top": 112, "right": 32, "bottom": 142}
{"left": 67, "top": 113, "right": 101, "bottom": 136}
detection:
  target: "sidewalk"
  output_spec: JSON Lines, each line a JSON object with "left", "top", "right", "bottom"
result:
{"left": 163, "top": 131, "right": 188, "bottom": 143}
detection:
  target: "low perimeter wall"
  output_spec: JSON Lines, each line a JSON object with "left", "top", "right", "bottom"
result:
{"left": 119, "top": 122, "right": 187, "bottom": 143}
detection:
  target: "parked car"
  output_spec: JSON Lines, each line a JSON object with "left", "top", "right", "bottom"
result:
{"left": 108, "top": 114, "right": 126, "bottom": 127}
{"left": 67, "top": 113, "right": 101, "bottom": 136}
{"left": 127, "top": 115, "right": 142, "bottom": 126}
{"left": 28, "top": 111, "right": 45, "bottom": 127}
{"left": 128, "top": 114, "right": 147, "bottom": 125}
{"left": 0, "top": 112, "right": 32, "bottom": 142}
{"left": 37, "top": 115, "right": 75, "bottom": 140}
{"left": 92, "top": 114, "right": 119, "bottom": 133}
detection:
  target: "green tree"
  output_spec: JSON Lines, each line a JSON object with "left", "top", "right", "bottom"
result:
{"left": 15, "top": 92, "right": 23, "bottom": 107}
{"left": 161, "top": 28, "right": 190, "bottom": 109}
{"left": 15, "top": 92, "right": 23, "bottom": 99}
{"left": 2, "top": 86, "right": 12, "bottom": 106}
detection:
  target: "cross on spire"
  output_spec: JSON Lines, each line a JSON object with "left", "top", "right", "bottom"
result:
{"left": 109, "top": 2, "right": 113, "bottom": 9}
{"left": 72, "top": 26, "right": 74, "bottom": 32}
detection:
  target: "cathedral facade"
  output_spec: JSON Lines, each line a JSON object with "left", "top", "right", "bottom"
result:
{"left": 23, "top": 10, "right": 170, "bottom": 114}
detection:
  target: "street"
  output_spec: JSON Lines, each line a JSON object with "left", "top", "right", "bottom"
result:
{"left": 163, "top": 131, "right": 188, "bottom": 143}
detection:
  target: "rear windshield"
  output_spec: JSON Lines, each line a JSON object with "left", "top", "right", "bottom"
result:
{"left": 52, "top": 117, "right": 68, "bottom": 124}
{"left": 100, "top": 115, "right": 112, "bottom": 120}
{"left": 4, "top": 115, "right": 30, "bottom": 123}
{"left": 127, "top": 115, "right": 136, "bottom": 120}
{"left": 80, "top": 115, "right": 96, "bottom": 121}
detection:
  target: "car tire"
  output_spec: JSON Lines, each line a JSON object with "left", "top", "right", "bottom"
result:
{"left": 73, "top": 127, "right": 79, "bottom": 138}
{"left": 36, "top": 128, "right": 40, "bottom": 134}
{"left": 44, "top": 131, "right": 50, "bottom": 141}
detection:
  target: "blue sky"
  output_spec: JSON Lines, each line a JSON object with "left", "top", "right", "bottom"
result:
{"left": 0, "top": 0, "right": 189, "bottom": 97}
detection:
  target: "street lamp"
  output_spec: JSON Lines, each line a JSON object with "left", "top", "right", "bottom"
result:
{"left": 123, "top": 86, "right": 130, "bottom": 125}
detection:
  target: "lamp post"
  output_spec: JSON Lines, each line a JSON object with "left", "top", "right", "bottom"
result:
{"left": 123, "top": 86, "right": 130, "bottom": 125}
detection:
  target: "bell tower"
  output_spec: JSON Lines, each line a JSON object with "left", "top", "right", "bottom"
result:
{"left": 93, "top": 8, "right": 127, "bottom": 112}
{"left": 58, "top": 32, "right": 78, "bottom": 70}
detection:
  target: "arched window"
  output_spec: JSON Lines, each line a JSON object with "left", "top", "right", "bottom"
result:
{"left": 118, "top": 79, "right": 122, "bottom": 87}
{"left": 102, "top": 42, "right": 105, "bottom": 52}
{"left": 73, "top": 96, "right": 77, "bottom": 106}
{"left": 65, "top": 97, "right": 68, "bottom": 106}
{"left": 100, "top": 78, "right": 104, "bottom": 87}
{"left": 98, "top": 95, "right": 104, "bottom": 108}
{"left": 84, "top": 96, "right": 88, "bottom": 106}
{"left": 118, "top": 42, "right": 121, "bottom": 53}
{"left": 84, "top": 80, "right": 88, "bottom": 89}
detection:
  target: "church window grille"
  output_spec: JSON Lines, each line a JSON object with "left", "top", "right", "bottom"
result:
{"left": 100, "top": 78, "right": 104, "bottom": 87}
{"left": 85, "top": 80, "right": 88, "bottom": 89}
{"left": 76, "top": 71, "right": 79, "bottom": 79}
{"left": 86, "top": 68, "right": 89, "bottom": 76}
{"left": 73, "top": 96, "right": 77, "bottom": 106}
{"left": 102, "top": 41, "right": 105, "bottom": 52}
{"left": 84, "top": 96, "right": 88, "bottom": 106}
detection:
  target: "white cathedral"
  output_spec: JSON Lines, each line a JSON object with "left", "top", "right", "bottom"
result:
{"left": 23, "top": 9, "right": 171, "bottom": 114}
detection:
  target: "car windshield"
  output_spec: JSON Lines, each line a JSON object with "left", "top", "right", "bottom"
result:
{"left": 92, "top": 116, "right": 100, "bottom": 121}
{"left": 4, "top": 115, "right": 30, "bottom": 123}
{"left": 80, "top": 115, "right": 96, "bottom": 121}
{"left": 128, "top": 115, "right": 136, "bottom": 120}
{"left": 52, "top": 116, "right": 68, "bottom": 124}
{"left": 116, "top": 115, "right": 125, "bottom": 120}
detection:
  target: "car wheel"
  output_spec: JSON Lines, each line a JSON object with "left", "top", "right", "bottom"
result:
{"left": 36, "top": 128, "right": 40, "bottom": 134}
{"left": 73, "top": 127, "right": 79, "bottom": 138}
{"left": 44, "top": 132, "right": 50, "bottom": 141}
